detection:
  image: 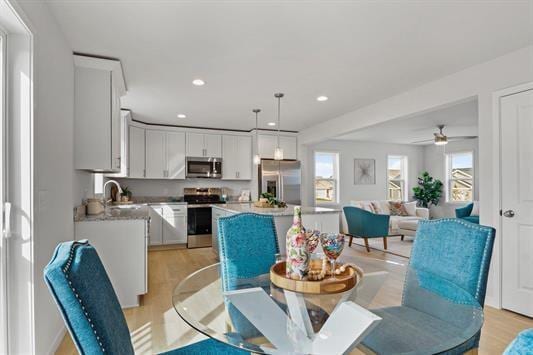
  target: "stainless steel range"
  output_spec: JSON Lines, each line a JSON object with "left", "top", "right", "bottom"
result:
{"left": 183, "top": 188, "right": 225, "bottom": 248}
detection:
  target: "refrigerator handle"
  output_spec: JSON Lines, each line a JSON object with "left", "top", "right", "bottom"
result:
{"left": 279, "top": 173, "right": 283, "bottom": 202}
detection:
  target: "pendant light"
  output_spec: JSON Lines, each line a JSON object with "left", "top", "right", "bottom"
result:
{"left": 252, "top": 109, "right": 261, "bottom": 165}
{"left": 274, "top": 93, "right": 284, "bottom": 160}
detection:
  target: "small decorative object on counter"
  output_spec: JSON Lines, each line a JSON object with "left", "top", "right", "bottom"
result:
{"left": 120, "top": 186, "right": 132, "bottom": 203}
{"left": 286, "top": 206, "right": 309, "bottom": 280}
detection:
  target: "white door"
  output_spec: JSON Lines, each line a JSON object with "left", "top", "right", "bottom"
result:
{"left": 222, "top": 135, "right": 237, "bottom": 179}
{"left": 186, "top": 132, "right": 205, "bottom": 157}
{"left": 501, "top": 88, "right": 533, "bottom": 317}
{"left": 162, "top": 213, "right": 187, "bottom": 244}
{"left": 236, "top": 136, "right": 252, "bottom": 179}
{"left": 128, "top": 126, "right": 145, "bottom": 178}
{"left": 148, "top": 207, "right": 163, "bottom": 245}
{"left": 145, "top": 130, "right": 166, "bottom": 178}
{"left": 205, "top": 133, "right": 222, "bottom": 158}
{"left": 166, "top": 131, "right": 186, "bottom": 179}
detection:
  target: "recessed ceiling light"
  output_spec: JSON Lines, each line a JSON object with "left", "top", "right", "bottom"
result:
{"left": 192, "top": 79, "right": 205, "bottom": 86}
{"left": 177, "top": 114, "right": 186, "bottom": 119}
{"left": 316, "top": 95, "right": 329, "bottom": 102}
{"left": 267, "top": 122, "right": 276, "bottom": 126}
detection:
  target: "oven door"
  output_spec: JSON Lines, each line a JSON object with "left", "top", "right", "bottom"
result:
{"left": 187, "top": 206, "right": 213, "bottom": 248}
{"left": 186, "top": 158, "right": 222, "bottom": 178}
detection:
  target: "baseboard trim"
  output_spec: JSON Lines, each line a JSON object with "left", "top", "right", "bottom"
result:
{"left": 47, "top": 326, "right": 66, "bottom": 355}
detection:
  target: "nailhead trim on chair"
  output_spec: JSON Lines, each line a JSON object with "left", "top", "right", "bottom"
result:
{"left": 63, "top": 241, "right": 106, "bottom": 353}
{"left": 403, "top": 218, "right": 494, "bottom": 305}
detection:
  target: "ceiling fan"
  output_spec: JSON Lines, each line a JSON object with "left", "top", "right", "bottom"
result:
{"left": 411, "top": 125, "right": 477, "bottom": 145}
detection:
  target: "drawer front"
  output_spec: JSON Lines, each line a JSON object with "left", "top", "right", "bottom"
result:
{"left": 159, "top": 204, "right": 187, "bottom": 215}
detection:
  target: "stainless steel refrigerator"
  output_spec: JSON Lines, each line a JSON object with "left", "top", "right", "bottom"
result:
{"left": 259, "top": 159, "right": 301, "bottom": 205}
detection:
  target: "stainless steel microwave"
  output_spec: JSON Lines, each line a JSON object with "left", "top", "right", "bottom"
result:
{"left": 186, "top": 157, "right": 222, "bottom": 178}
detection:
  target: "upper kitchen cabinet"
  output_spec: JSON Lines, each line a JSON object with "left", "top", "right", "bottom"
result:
{"left": 146, "top": 129, "right": 186, "bottom": 179}
{"left": 128, "top": 125, "right": 146, "bottom": 178}
{"left": 222, "top": 135, "right": 252, "bottom": 180}
{"left": 186, "top": 133, "right": 222, "bottom": 158}
{"left": 74, "top": 55, "right": 126, "bottom": 172}
{"left": 257, "top": 134, "right": 298, "bottom": 160}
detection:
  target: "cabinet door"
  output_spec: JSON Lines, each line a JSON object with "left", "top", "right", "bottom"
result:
{"left": 186, "top": 132, "right": 205, "bottom": 157}
{"left": 280, "top": 136, "right": 297, "bottom": 160}
{"left": 148, "top": 207, "right": 163, "bottom": 245}
{"left": 236, "top": 136, "right": 252, "bottom": 180}
{"left": 166, "top": 131, "right": 186, "bottom": 179}
{"left": 162, "top": 213, "right": 187, "bottom": 244}
{"left": 110, "top": 84, "right": 122, "bottom": 171}
{"left": 145, "top": 130, "right": 166, "bottom": 178}
{"left": 258, "top": 134, "right": 277, "bottom": 159}
{"left": 128, "top": 126, "right": 145, "bottom": 178}
{"left": 205, "top": 134, "right": 222, "bottom": 158}
{"left": 222, "top": 135, "right": 237, "bottom": 179}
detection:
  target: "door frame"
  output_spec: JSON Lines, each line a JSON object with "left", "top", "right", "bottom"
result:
{"left": 0, "top": 25, "right": 7, "bottom": 354}
{"left": 492, "top": 81, "right": 533, "bottom": 309}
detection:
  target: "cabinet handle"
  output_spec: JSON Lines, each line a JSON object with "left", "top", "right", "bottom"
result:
{"left": 143, "top": 169, "right": 146, "bottom": 177}
{"left": 116, "top": 157, "right": 121, "bottom": 169}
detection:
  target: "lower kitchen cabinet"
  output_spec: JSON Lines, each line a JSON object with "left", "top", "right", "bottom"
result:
{"left": 149, "top": 204, "right": 187, "bottom": 245}
{"left": 75, "top": 219, "right": 148, "bottom": 308}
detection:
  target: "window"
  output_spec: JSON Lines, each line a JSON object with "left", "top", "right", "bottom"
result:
{"left": 314, "top": 152, "right": 339, "bottom": 204}
{"left": 446, "top": 152, "right": 474, "bottom": 202}
{"left": 387, "top": 156, "right": 408, "bottom": 201}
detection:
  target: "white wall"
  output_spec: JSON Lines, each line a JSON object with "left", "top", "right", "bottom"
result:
{"left": 299, "top": 45, "right": 533, "bottom": 308}
{"left": 6, "top": 0, "right": 88, "bottom": 353}
{"left": 302, "top": 140, "right": 424, "bottom": 207}
{"left": 423, "top": 139, "right": 479, "bottom": 218}
{"left": 115, "top": 178, "right": 253, "bottom": 199}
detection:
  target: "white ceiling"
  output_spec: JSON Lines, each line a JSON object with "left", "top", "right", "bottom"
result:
{"left": 46, "top": 0, "right": 532, "bottom": 131}
{"left": 335, "top": 99, "right": 478, "bottom": 145}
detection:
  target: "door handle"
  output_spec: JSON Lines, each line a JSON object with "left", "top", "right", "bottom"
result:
{"left": 503, "top": 210, "right": 515, "bottom": 218}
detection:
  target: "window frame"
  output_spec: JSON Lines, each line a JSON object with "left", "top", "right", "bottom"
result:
{"left": 313, "top": 150, "right": 340, "bottom": 206}
{"left": 387, "top": 155, "right": 408, "bottom": 201}
{"left": 445, "top": 150, "right": 475, "bottom": 203}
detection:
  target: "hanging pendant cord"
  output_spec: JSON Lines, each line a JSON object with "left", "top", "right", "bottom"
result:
{"left": 277, "top": 96, "right": 281, "bottom": 146}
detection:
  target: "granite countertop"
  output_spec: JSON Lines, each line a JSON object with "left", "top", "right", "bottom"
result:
{"left": 75, "top": 205, "right": 151, "bottom": 222}
{"left": 212, "top": 203, "right": 340, "bottom": 216}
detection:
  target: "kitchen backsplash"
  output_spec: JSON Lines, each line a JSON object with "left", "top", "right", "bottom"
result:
{"left": 115, "top": 178, "right": 253, "bottom": 198}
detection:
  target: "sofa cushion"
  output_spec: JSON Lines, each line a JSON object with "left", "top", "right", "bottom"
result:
{"left": 389, "top": 201, "right": 409, "bottom": 216}
{"left": 397, "top": 219, "right": 420, "bottom": 231}
{"left": 404, "top": 201, "right": 417, "bottom": 216}
{"left": 390, "top": 216, "right": 421, "bottom": 231}
{"left": 471, "top": 202, "right": 480, "bottom": 216}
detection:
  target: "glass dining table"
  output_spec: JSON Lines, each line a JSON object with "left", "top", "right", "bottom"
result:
{"left": 172, "top": 254, "right": 483, "bottom": 355}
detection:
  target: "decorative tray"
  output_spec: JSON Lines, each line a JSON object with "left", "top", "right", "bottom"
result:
{"left": 270, "top": 260, "right": 363, "bottom": 294}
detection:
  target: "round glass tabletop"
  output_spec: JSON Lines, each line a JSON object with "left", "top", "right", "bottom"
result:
{"left": 172, "top": 254, "right": 483, "bottom": 355}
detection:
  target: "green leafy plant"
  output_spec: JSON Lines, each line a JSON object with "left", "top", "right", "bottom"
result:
{"left": 121, "top": 186, "right": 132, "bottom": 198}
{"left": 412, "top": 172, "right": 443, "bottom": 208}
{"left": 260, "top": 192, "right": 287, "bottom": 208}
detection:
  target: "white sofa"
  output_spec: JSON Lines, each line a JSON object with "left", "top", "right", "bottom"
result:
{"left": 347, "top": 200, "right": 429, "bottom": 237}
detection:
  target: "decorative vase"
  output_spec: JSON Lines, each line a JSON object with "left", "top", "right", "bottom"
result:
{"left": 286, "top": 206, "right": 309, "bottom": 280}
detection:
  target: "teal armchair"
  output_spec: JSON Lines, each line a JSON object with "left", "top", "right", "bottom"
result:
{"left": 343, "top": 206, "right": 390, "bottom": 252}
{"left": 455, "top": 203, "right": 479, "bottom": 224}
{"left": 504, "top": 329, "right": 533, "bottom": 355}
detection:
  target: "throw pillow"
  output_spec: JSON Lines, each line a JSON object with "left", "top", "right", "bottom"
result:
{"left": 361, "top": 202, "right": 375, "bottom": 213}
{"left": 389, "top": 201, "right": 409, "bottom": 216}
{"left": 471, "top": 202, "right": 479, "bottom": 216}
{"left": 404, "top": 201, "right": 417, "bottom": 216}
{"left": 371, "top": 202, "right": 383, "bottom": 214}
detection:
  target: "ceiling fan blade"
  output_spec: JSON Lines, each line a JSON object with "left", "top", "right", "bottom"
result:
{"left": 411, "top": 138, "right": 435, "bottom": 144}
{"left": 447, "top": 135, "right": 478, "bottom": 141}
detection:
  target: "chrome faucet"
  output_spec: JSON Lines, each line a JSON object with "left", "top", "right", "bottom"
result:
{"left": 103, "top": 179, "right": 123, "bottom": 206}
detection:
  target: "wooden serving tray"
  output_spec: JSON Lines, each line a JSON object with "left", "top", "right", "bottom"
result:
{"left": 270, "top": 261, "right": 362, "bottom": 294}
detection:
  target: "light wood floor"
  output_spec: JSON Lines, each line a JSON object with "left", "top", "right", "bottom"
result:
{"left": 55, "top": 245, "right": 532, "bottom": 355}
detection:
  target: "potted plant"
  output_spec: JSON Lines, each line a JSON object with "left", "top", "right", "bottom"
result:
{"left": 412, "top": 172, "right": 443, "bottom": 208}
{"left": 121, "top": 186, "right": 132, "bottom": 203}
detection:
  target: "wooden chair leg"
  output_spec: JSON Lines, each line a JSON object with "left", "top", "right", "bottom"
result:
{"left": 383, "top": 237, "right": 388, "bottom": 250}
{"left": 349, "top": 235, "right": 353, "bottom": 247}
{"left": 401, "top": 235, "right": 404, "bottom": 241}
{"left": 364, "top": 238, "right": 370, "bottom": 252}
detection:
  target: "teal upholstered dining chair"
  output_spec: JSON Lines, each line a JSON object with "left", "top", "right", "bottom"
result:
{"left": 504, "top": 329, "right": 533, "bottom": 355}
{"left": 343, "top": 206, "right": 390, "bottom": 252}
{"left": 361, "top": 218, "right": 496, "bottom": 354}
{"left": 44, "top": 240, "right": 248, "bottom": 355}
{"left": 455, "top": 202, "right": 480, "bottom": 224}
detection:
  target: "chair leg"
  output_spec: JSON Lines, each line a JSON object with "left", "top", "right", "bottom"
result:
{"left": 383, "top": 237, "right": 388, "bottom": 250}
{"left": 463, "top": 349, "right": 478, "bottom": 355}
{"left": 349, "top": 235, "right": 353, "bottom": 247}
{"left": 401, "top": 235, "right": 404, "bottom": 241}
{"left": 364, "top": 238, "right": 370, "bottom": 252}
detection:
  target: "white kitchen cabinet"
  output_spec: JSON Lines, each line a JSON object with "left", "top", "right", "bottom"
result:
{"left": 74, "top": 55, "right": 126, "bottom": 171}
{"left": 145, "top": 130, "right": 166, "bottom": 178}
{"left": 128, "top": 125, "right": 146, "bottom": 178}
{"left": 149, "top": 207, "right": 163, "bottom": 245}
{"left": 222, "top": 135, "right": 252, "bottom": 180}
{"left": 149, "top": 204, "right": 187, "bottom": 245}
{"left": 166, "top": 131, "right": 186, "bottom": 179}
{"left": 106, "top": 110, "right": 130, "bottom": 178}
{"left": 257, "top": 134, "right": 298, "bottom": 160}
{"left": 186, "top": 132, "right": 222, "bottom": 158}
{"left": 75, "top": 219, "right": 147, "bottom": 308}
